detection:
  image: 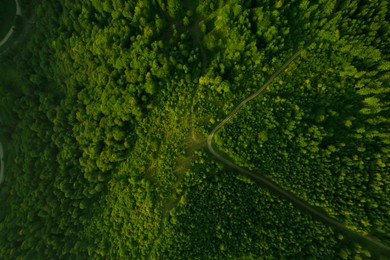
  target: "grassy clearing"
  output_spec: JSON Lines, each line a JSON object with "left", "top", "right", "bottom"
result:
{"left": 0, "top": 0, "right": 16, "bottom": 40}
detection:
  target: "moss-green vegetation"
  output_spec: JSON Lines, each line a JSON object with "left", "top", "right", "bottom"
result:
{"left": 152, "top": 156, "right": 370, "bottom": 259}
{"left": 215, "top": 0, "right": 390, "bottom": 243}
{"left": 0, "top": 0, "right": 16, "bottom": 40}
{"left": 0, "top": 0, "right": 389, "bottom": 258}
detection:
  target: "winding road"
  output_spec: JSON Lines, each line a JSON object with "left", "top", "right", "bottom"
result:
{"left": 0, "top": 0, "right": 23, "bottom": 184}
{"left": 0, "top": 0, "right": 21, "bottom": 48}
{"left": 1, "top": 0, "right": 385, "bottom": 255}
{"left": 207, "top": 51, "right": 390, "bottom": 255}
{"left": 0, "top": 0, "right": 35, "bottom": 58}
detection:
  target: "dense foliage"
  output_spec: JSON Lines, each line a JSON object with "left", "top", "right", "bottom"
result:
{"left": 0, "top": 0, "right": 388, "bottom": 258}
{"left": 151, "top": 155, "right": 375, "bottom": 259}
{"left": 215, "top": 0, "right": 390, "bottom": 242}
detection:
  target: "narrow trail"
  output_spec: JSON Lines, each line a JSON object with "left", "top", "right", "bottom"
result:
{"left": 187, "top": 16, "right": 208, "bottom": 136}
{"left": 207, "top": 51, "right": 390, "bottom": 255}
{"left": 146, "top": 3, "right": 209, "bottom": 259}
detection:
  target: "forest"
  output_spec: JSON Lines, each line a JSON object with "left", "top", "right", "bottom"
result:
{"left": 0, "top": 0, "right": 389, "bottom": 259}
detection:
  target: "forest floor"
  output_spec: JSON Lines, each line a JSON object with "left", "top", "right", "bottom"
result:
{"left": 206, "top": 50, "right": 390, "bottom": 255}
